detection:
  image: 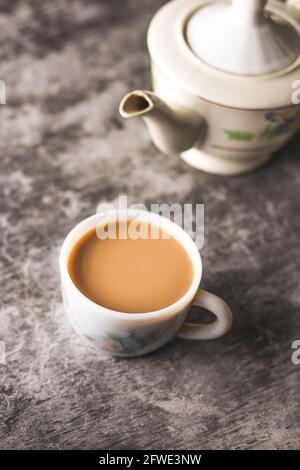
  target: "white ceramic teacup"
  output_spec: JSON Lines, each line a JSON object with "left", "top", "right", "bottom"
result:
{"left": 60, "top": 210, "right": 233, "bottom": 357}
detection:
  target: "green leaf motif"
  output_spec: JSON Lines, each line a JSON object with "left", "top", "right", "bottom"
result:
{"left": 224, "top": 129, "right": 254, "bottom": 141}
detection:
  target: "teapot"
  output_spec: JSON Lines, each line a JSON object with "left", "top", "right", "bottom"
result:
{"left": 119, "top": 0, "right": 300, "bottom": 175}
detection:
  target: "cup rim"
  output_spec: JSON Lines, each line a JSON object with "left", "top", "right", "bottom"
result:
{"left": 60, "top": 209, "right": 202, "bottom": 321}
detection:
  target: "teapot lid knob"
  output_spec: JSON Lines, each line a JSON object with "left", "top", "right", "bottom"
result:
{"left": 232, "top": 0, "right": 267, "bottom": 14}
{"left": 231, "top": 0, "right": 267, "bottom": 24}
{"left": 186, "top": 0, "right": 300, "bottom": 75}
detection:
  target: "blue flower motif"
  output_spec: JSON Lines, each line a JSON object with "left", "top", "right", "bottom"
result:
{"left": 265, "top": 111, "right": 279, "bottom": 123}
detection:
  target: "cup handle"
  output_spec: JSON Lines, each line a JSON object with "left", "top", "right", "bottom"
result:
{"left": 177, "top": 289, "right": 233, "bottom": 340}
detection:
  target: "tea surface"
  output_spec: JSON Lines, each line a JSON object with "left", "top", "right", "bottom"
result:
{"left": 68, "top": 222, "right": 193, "bottom": 313}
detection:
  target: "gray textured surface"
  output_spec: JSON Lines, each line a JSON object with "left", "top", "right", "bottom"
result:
{"left": 0, "top": 0, "right": 300, "bottom": 450}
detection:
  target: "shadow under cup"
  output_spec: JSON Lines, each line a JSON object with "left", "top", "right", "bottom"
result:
{"left": 60, "top": 209, "right": 203, "bottom": 357}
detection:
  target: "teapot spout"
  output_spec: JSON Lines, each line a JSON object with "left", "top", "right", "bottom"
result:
{"left": 119, "top": 90, "right": 203, "bottom": 154}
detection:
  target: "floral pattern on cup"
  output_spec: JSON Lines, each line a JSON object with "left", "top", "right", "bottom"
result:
{"left": 223, "top": 108, "right": 300, "bottom": 142}
{"left": 83, "top": 317, "right": 183, "bottom": 356}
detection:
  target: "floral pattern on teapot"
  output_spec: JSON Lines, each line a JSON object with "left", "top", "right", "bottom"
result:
{"left": 223, "top": 108, "right": 300, "bottom": 142}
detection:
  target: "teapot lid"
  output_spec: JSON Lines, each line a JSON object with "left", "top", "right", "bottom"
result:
{"left": 147, "top": 0, "right": 300, "bottom": 108}
{"left": 186, "top": 0, "right": 299, "bottom": 75}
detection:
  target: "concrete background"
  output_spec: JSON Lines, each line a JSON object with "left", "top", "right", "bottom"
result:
{"left": 0, "top": 0, "right": 300, "bottom": 449}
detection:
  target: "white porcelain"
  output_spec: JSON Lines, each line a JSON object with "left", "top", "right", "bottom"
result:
{"left": 119, "top": 0, "right": 300, "bottom": 175}
{"left": 60, "top": 210, "right": 233, "bottom": 357}
{"left": 187, "top": 0, "right": 299, "bottom": 76}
